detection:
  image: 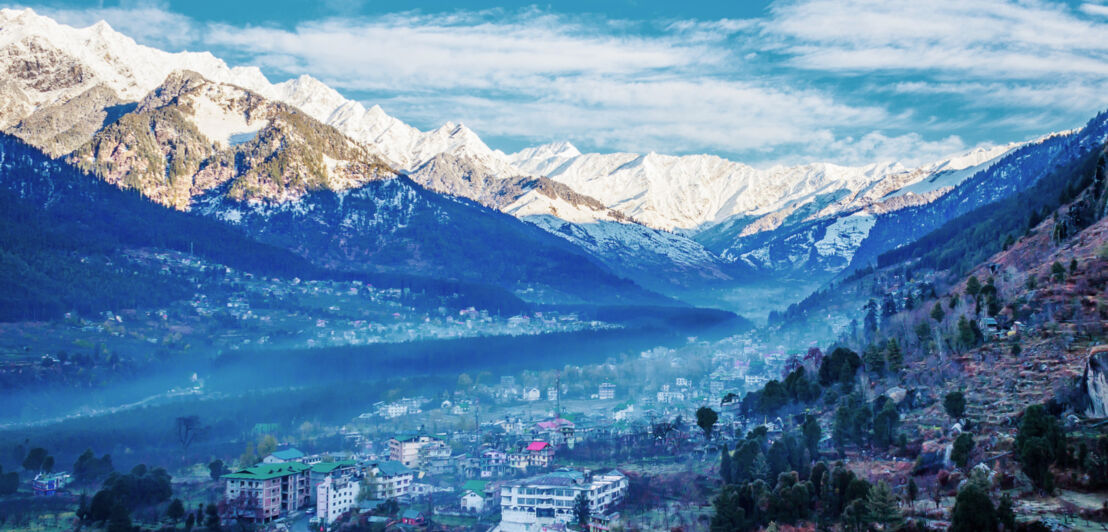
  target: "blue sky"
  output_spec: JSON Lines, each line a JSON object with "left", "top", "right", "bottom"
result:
{"left": 13, "top": 0, "right": 1108, "bottom": 166}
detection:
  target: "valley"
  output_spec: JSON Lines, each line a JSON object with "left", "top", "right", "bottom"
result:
{"left": 0, "top": 6, "right": 1106, "bottom": 532}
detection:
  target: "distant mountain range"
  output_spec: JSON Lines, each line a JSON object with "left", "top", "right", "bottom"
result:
{"left": 1, "top": 7, "right": 1104, "bottom": 313}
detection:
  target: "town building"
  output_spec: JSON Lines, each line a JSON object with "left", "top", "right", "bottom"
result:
{"left": 460, "top": 480, "right": 491, "bottom": 513}
{"left": 315, "top": 475, "right": 360, "bottom": 525}
{"left": 598, "top": 382, "right": 616, "bottom": 400}
{"left": 262, "top": 447, "right": 305, "bottom": 464}
{"left": 223, "top": 462, "right": 312, "bottom": 523}
{"left": 461, "top": 490, "right": 486, "bottom": 513}
{"left": 365, "top": 461, "right": 414, "bottom": 500}
{"left": 418, "top": 439, "right": 453, "bottom": 475}
{"left": 388, "top": 434, "right": 443, "bottom": 468}
{"left": 524, "top": 441, "right": 555, "bottom": 469}
{"left": 309, "top": 460, "right": 358, "bottom": 502}
{"left": 32, "top": 472, "right": 70, "bottom": 496}
{"left": 498, "top": 469, "right": 628, "bottom": 532}
{"left": 534, "top": 417, "right": 575, "bottom": 445}
{"left": 401, "top": 509, "right": 426, "bottom": 526}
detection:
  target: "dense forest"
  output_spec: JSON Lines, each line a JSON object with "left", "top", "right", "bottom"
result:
{"left": 878, "top": 143, "right": 1107, "bottom": 274}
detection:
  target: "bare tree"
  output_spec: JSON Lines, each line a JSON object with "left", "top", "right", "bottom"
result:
{"left": 175, "top": 416, "right": 205, "bottom": 464}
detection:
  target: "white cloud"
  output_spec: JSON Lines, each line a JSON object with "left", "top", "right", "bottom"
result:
{"left": 31, "top": 1, "right": 200, "bottom": 50}
{"left": 8, "top": 1, "right": 1105, "bottom": 166}
{"left": 1080, "top": 2, "right": 1108, "bottom": 17}
{"left": 196, "top": 10, "right": 918, "bottom": 162}
{"left": 764, "top": 0, "right": 1108, "bottom": 80}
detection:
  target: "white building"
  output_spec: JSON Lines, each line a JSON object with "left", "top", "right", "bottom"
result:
{"left": 522, "top": 387, "right": 541, "bottom": 401}
{"left": 366, "top": 461, "right": 415, "bottom": 500}
{"left": 316, "top": 476, "right": 359, "bottom": 525}
{"left": 656, "top": 385, "right": 686, "bottom": 404}
{"left": 499, "top": 469, "right": 628, "bottom": 532}
{"left": 745, "top": 375, "right": 768, "bottom": 388}
{"left": 388, "top": 434, "right": 442, "bottom": 468}
{"left": 598, "top": 382, "right": 616, "bottom": 401}
{"left": 461, "top": 490, "right": 486, "bottom": 513}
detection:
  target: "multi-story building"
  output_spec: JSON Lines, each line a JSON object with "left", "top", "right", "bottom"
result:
{"left": 315, "top": 475, "right": 360, "bottom": 525}
{"left": 309, "top": 461, "right": 358, "bottom": 503}
{"left": 388, "top": 434, "right": 442, "bottom": 468}
{"left": 598, "top": 382, "right": 615, "bottom": 400}
{"left": 32, "top": 472, "right": 70, "bottom": 496}
{"left": 499, "top": 469, "right": 628, "bottom": 532}
{"left": 524, "top": 441, "right": 555, "bottom": 469}
{"left": 479, "top": 449, "right": 507, "bottom": 478}
{"left": 262, "top": 448, "right": 305, "bottom": 464}
{"left": 366, "top": 461, "right": 414, "bottom": 500}
{"left": 223, "top": 462, "right": 312, "bottom": 523}
{"left": 418, "top": 440, "right": 453, "bottom": 475}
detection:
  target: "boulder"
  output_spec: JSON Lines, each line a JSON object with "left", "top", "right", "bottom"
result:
{"left": 1082, "top": 346, "right": 1108, "bottom": 418}
{"left": 887, "top": 386, "right": 907, "bottom": 405}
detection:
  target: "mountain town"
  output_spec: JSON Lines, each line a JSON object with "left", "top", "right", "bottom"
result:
{"left": 1, "top": 3, "right": 1108, "bottom": 532}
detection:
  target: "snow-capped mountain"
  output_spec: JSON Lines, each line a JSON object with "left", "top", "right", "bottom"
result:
{"left": 71, "top": 70, "right": 392, "bottom": 209}
{"left": 507, "top": 142, "right": 1020, "bottom": 233}
{"left": 709, "top": 120, "right": 1107, "bottom": 279}
{"left": 1, "top": 7, "right": 1097, "bottom": 309}
{"left": 406, "top": 150, "right": 738, "bottom": 290}
{"left": 0, "top": 8, "right": 268, "bottom": 127}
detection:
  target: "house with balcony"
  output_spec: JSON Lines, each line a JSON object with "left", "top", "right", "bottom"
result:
{"left": 223, "top": 462, "right": 312, "bottom": 523}
{"left": 498, "top": 469, "right": 627, "bottom": 532}
{"left": 365, "top": 461, "right": 414, "bottom": 500}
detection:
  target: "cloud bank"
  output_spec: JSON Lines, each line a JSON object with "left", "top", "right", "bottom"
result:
{"left": 21, "top": 0, "right": 1108, "bottom": 166}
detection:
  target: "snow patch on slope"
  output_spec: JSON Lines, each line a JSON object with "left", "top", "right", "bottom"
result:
{"left": 506, "top": 190, "right": 620, "bottom": 224}
{"left": 814, "top": 213, "right": 876, "bottom": 260}
{"left": 189, "top": 94, "right": 267, "bottom": 148}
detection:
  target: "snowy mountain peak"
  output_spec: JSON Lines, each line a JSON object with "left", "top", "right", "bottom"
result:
{"left": 0, "top": 7, "right": 271, "bottom": 109}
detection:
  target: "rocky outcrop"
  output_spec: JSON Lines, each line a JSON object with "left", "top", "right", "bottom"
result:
{"left": 1083, "top": 345, "right": 1108, "bottom": 418}
{"left": 71, "top": 71, "right": 393, "bottom": 209}
{"left": 7, "top": 83, "right": 129, "bottom": 157}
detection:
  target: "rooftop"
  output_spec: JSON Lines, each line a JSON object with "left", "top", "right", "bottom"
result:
{"left": 223, "top": 462, "right": 310, "bottom": 480}
{"left": 268, "top": 448, "right": 305, "bottom": 461}
{"left": 371, "top": 460, "right": 412, "bottom": 476}
{"left": 462, "top": 479, "right": 489, "bottom": 493}
{"left": 310, "top": 460, "right": 356, "bottom": 474}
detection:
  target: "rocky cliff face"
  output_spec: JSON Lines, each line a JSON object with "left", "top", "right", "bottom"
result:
{"left": 1084, "top": 346, "right": 1108, "bottom": 418}
{"left": 8, "top": 83, "right": 130, "bottom": 157}
{"left": 71, "top": 71, "right": 393, "bottom": 209}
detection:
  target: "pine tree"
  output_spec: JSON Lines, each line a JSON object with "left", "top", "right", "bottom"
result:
{"left": 205, "top": 503, "right": 221, "bottom": 532}
{"left": 966, "top": 276, "right": 982, "bottom": 298}
{"left": 76, "top": 493, "right": 89, "bottom": 523}
{"left": 572, "top": 492, "right": 590, "bottom": 527}
{"left": 802, "top": 415, "right": 821, "bottom": 459}
{"left": 107, "top": 504, "right": 131, "bottom": 532}
{"left": 710, "top": 485, "right": 747, "bottom": 532}
{"left": 952, "top": 432, "right": 975, "bottom": 470}
{"left": 865, "top": 481, "right": 901, "bottom": 529}
{"left": 885, "top": 338, "right": 903, "bottom": 373}
{"left": 931, "top": 302, "right": 946, "bottom": 323}
{"left": 841, "top": 499, "right": 867, "bottom": 532}
{"left": 1052, "top": 261, "right": 1066, "bottom": 282}
{"left": 907, "top": 478, "right": 919, "bottom": 516}
{"left": 944, "top": 391, "right": 967, "bottom": 419}
{"left": 720, "top": 446, "right": 733, "bottom": 484}
{"left": 167, "top": 498, "right": 185, "bottom": 523}
{"left": 752, "top": 452, "right": 770, "bottom": 481}
{"left": 950, "top": 483, "right": 996, "bottom": 532}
